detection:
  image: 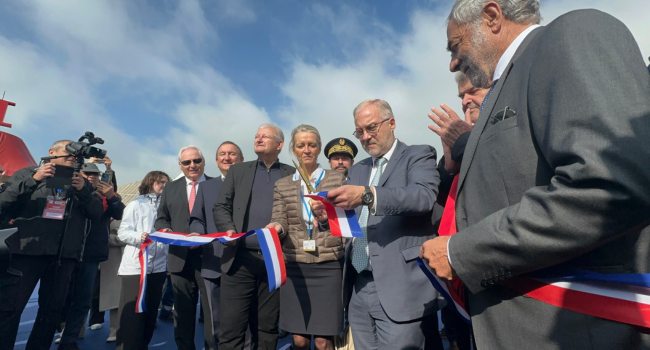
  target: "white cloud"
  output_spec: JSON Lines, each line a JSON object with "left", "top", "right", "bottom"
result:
{"left": 0, "top": 0, "right": 648, "bottom": 185}
{"left": 275, "top": 1, "right": 650, "bottom": 167}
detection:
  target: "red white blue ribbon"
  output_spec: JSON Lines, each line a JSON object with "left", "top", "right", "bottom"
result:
{"left": 136, "top": 228, "right": 285, "bottom": 313}
{"left": 303, "top": 191, "right": 363, "bottom": 238}
{"left": 417, "top": 257, "right": 470, "bottom": 324}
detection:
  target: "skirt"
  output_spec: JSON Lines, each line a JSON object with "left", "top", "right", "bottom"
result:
{"left": 280, "top": 260, "right": 344, "bottom": 336}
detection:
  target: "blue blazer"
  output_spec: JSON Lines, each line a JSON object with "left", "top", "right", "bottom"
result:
{"left": 190, "top": 177, "right": 225, "bottom": 279}
{"left": 343, "top": 140, "right": 441, "bottom": 322}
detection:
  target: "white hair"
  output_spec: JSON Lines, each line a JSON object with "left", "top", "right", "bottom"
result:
{"left": 353, "top": 99, "right": 395, "bottom": 121}
{"left": 258, "top": 123, "right": 285, "bottom": 143}
{"left": 448, "top": 0, "right": 541, "bottom": 26}
{"left": 178, "top": 145, "right": 204, "bottom": 161}
{"left": 455, "top": 71, "right": 470, "bottom": 85}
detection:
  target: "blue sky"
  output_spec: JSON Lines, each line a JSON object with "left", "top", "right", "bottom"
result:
{"left": 1, "top": 0, "right": 649, "bottom": 183}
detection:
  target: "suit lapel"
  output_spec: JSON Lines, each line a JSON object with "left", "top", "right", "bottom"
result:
{"left": 379, "top": 141, "right": 405, "bottom": 187}
{"left": 241, "top": 161, "right": 257, "bottom": 203}
{"left": 457, "top": 27, "right": 542, "bottom": 195}
{"left": 177, "top": 178, "right": 190, "bottom": 215}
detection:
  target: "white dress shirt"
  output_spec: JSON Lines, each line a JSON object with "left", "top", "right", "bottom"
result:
{"left": 185, "top": 174, "right": 207, "bottom": 201}
{"left": 293, "top": 164, "right": 325, "bottom": 230}
{"left": 448, "top": 24, "right": 541, "bottom": 270}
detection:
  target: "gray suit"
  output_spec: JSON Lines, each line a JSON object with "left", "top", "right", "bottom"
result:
{"left": 344, "top": 141, "right": 442, "bottom": 349}
{"left": 449, "top": 10, "right": 650, "bottom": 349}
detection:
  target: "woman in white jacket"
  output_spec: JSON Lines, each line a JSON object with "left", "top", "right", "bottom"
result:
{"left": 116, "top": 171, "right": 171, "bottom": 350}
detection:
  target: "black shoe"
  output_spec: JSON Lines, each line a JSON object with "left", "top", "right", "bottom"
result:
{"left": 279, "top": 330, "right": 289, "bottom": 339}
{"left": 58, "top": 342, "right": 81, "bottom": 350}
{"left": 158, "top": 312, "right": 174, "bottom": 322}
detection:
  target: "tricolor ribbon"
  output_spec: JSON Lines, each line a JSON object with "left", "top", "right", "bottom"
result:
{"left": 136, "top": 228, "right": 285, "bottom": 313}
{"left": 303, "top": 191, "right": 363, "bottom": 238}
{"left": 419, "top": 174, "right": 650, "bottom": 328}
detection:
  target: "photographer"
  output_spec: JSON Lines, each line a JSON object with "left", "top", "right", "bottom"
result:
{"left": 57, "top": 160, "right": 125, "bottom": 350}
{"left": 0, "top": 140, "right": 103, "bottom": 350}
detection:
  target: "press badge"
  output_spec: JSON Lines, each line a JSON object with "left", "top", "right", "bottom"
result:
{"left": 303, "top": 240, "right": 316, "bottom": 252}
{"left": 43, "top": 195, "right": 66, "bottom": 220}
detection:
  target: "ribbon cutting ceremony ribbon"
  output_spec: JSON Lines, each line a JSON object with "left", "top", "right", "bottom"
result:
{"left": 419, "top": 174, "right": 650, "bottom": 328}
{"left": 136, "top": 228, "right": 286, "bottom": 313}
{"left": 303, "top": 191, "right": 363, "bottom": 238}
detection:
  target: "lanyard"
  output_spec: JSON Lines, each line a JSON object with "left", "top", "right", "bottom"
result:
{"left": 300, "top": 170, "right": 325, "bottom": 239}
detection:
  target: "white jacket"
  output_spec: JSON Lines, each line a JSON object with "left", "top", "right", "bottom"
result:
{"left": 118, "top": 193, "right": 168, "bottom": 275}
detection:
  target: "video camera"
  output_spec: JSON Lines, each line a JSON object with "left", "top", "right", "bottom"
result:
{"left": 39, "top": 131, "right": 107, "bottom": 188}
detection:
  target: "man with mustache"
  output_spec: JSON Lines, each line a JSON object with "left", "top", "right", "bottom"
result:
{"left": 420, "top": 0, "right": 650, "bottom": 349}
{"left": 324, "top": 137, "right": 357, "bottom": 176}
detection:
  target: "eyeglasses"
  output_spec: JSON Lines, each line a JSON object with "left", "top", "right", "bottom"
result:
{"left": 180, "top": 158, "right": 203, "bottom": 166}
{"left": 352, "top": 118, "right": 391, "bottom": 139}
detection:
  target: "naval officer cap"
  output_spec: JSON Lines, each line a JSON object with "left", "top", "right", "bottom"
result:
{"left": 324, "top": 138, "right": 358, "bottom": 160}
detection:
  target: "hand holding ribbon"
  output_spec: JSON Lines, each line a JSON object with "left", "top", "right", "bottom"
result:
{"left": 303, "top": 191, "right": 363, "bottom": 238}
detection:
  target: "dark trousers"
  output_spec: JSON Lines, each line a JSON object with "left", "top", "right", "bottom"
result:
{"left": 89, "top": 268, "right": 105, "bottom": 325}
{"left": 60, "top": 261, "right": 100, "bottom": 344}
{"left": 116, "top": 272, "right": 166, "bottom": 350}
{"left": 171, "top": 250, "right": 214, "bottom": 350}
{"left": 219, "top": 249, "right": 280, "bottom": 350}
{"left": 440, "top": 304, "right": 472, "bottom": 350}
{"left": 0, "top": 255, "right": 75, "bottom": 350}
{"left": 158, "top": 274, "right": 174, "bottom": 317}
{"left": 204, "top": 276, "right": 221, "bottom": 347}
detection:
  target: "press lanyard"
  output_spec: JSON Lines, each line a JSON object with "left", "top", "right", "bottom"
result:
{"left": 300, "top": 170, "right": 324, "bottom": 239}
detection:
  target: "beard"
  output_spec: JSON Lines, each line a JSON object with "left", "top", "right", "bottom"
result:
{"left": 459, "top": 27, "right": 500, "bottom": 89}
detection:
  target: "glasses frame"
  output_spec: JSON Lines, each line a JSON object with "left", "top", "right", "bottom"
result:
{"left": 180, "top": 158, "right": 204, "bottom": 166}
{"left": 352, "top": 118, "right": 391, "bottom": 139}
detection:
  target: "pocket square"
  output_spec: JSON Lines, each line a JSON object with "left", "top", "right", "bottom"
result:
{"left": 490, "top": 106, "right": 517, "bottom": 125}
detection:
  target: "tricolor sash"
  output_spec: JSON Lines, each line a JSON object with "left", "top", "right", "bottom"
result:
{"left": 303, "top": 191, "right": 363, "bottom": 238}
{"left": 419, "top": 174, "right": 650, "bottom": 328}
{"left": 136, "top": 228, "right": 285, "bottom": 313}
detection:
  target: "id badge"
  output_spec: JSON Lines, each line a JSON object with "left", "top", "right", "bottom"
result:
{"left": 43, "top": 196, "right": 67, "bottom": 220}
{"left": 303, "top": 240, "right": 316, "bottom": 252}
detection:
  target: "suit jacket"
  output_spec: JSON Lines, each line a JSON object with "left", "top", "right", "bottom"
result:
{"left": 189, "top": 177, "right": 225, "bottom": 279}
{"left": 343, "top": 140, "right": 441, "bottom": 323}
{"left": 213, "top": 160, "right": 295, "bottom": 274}
{"left": 449, "top": 10, "right": 650, "bottom": 349}
{"left": 154, "top": 175, "right": 212, "bottom": 273}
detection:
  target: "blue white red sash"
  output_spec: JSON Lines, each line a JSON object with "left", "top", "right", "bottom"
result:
{"left": 303, "top": 191, "right": 363, "bottom": 238}
{"left": 136, "top": 228, "right": 285, "bottom": 313}
{"left": 420, "top": 174, "right": 650, "bottom": 328}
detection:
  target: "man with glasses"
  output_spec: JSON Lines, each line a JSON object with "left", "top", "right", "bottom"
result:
{"left": 326, "top": 100, "right": 443, "bottom": 349}
{"left": 214, "top": 124, "right": 294, "bottom": 350}
{"left": 0, "top": 140, "right": 103, "bottom": 349}
{"left": 155, "top": 145, "right": 215, "bottom": 350}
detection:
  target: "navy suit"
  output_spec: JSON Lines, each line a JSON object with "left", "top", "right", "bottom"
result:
{"left": 190, "top": 177, "right": 225, "bottom": 348}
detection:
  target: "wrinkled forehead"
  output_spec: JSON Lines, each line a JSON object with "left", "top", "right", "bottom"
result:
{"left": 218, "top": 144, "right": 239, "bottom": 154}
{"left": 180, "top": 148, "right": 201, "bottom": 161}
{"left": 354, "top": 105, "right": 382, "bottom": 126}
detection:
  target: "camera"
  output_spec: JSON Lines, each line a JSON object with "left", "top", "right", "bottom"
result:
{"left": 65, "top": 131, "right": 107, "bottom": 161}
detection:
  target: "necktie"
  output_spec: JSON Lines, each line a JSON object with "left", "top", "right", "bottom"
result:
{"left": 188, "top": 181, "right": 197, "bottom": 214}
{"left": 480, "top": 79, "right": 498, "bottom": 111}
{"left": 353, "top": 157, "right": 387, "bottom": 272}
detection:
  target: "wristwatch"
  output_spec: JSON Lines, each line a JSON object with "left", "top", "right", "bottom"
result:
{"left": 361, "top": 186, "right": 374, "bottom": 206}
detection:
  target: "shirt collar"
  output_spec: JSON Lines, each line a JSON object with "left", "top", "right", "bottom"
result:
{"left": 220, "top": 174, "right": 225, "bottom": 181}
{"left": 293, "top": 164, "right": 324, "bottom": 183}
{"left": 185, "top": 174, "right": 206, "bottom": 184}
{"left": 257, "top": 158, "right": 280, "bottom": 169}
{"left": 372, "top": 138, "right": 398, "bottom": 165}
{"left": 493, "top": 24, "right": 541, "bottom": 82}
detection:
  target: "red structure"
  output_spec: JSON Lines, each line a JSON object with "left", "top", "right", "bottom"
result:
{"left": 0, "top": 98, "right": 37, "bottom": 180}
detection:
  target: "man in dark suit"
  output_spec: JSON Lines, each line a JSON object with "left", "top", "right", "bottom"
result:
{"left": 214, "top": 123, "right": 295, "bottom": 350}
{"left": 326, "top": 99, "right": 443, "bottom": 350}
{"left": 421, "top": 1, "right": 650, "bottom": 349}
{"left": 155, "top": 145, "right": 215, "bottom": 350}
{"left": 189, "top": 141, "right": 244, "bottom": 348}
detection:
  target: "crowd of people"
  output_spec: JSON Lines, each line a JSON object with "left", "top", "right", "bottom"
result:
{"left": 1, "top": 0, "right": 650, "bottom": 349}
